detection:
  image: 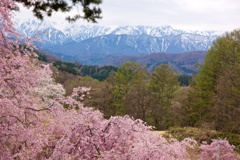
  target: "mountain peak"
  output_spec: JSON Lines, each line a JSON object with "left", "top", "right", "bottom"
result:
{"left": 13, "top": 18, "right": 224, "bottom": 65}
{"left": 14, "top": 18, "right": 224, "bottom": 39}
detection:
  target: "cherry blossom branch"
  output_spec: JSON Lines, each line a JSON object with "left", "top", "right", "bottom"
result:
{"left": 25, "top": 102, "right": 55, "bottom": 112}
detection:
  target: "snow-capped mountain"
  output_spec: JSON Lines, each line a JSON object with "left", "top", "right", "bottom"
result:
{"left": 13, "top": 19, "right": 224, "bottom": 64}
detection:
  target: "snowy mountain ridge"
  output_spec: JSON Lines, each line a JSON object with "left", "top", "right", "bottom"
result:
{"left": 14, "top": 19, "right": 223, "bottom": 43}
{"left": 13, "top": 19, "right": 225, "bottom": 65}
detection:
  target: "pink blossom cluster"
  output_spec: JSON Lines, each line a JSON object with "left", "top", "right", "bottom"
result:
{"left": 1, "top": 1, "right": 240, "bottom": 159}
{"left": 200, "top": 139, "right": 240, "bottom": 160}
{"left": 0, "top": 49, "right": 197, "bottom": 159}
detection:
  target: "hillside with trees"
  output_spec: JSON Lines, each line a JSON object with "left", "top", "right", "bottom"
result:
{"left": 1, "top": 0, "right": 240, "bottom": 159}
{"left": 187, "top": 30, "right": 240, "bottom": 133}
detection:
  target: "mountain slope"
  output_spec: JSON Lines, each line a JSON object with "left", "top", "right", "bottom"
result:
{"left": 15, "top": 20, "right": 222, "bottom": 55}
{"left": 14, "top": 19, "right": 219, "bottom": 67}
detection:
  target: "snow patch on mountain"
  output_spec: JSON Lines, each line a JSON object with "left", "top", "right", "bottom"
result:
{"left": 14, "top": 18, "right": 223, "bottom": 42}
{"left": 13, "top": 18, "right": 224, "bottom": 62}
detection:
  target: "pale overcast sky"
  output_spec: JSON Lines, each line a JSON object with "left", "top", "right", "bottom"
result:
{"left": 15, "top": 0, "right": 240, "bottom": 31}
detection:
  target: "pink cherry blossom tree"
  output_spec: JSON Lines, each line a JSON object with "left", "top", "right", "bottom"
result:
{"left": 200, "top": 139, "right": 240, "bottom": 160}
{"left": 1, "top": 0, "right": 240, "bottom": 159}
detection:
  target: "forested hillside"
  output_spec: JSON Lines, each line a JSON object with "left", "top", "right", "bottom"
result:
{"left": 1, "top": 0, "right": 240, "bottom": 159}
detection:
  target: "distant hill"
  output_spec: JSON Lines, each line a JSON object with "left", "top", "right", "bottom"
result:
{"left": 38, "top": 50, "right": 207, "bottom": 75}
{"left": 97, "top": 51, "right": 207, "bottom": 74}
